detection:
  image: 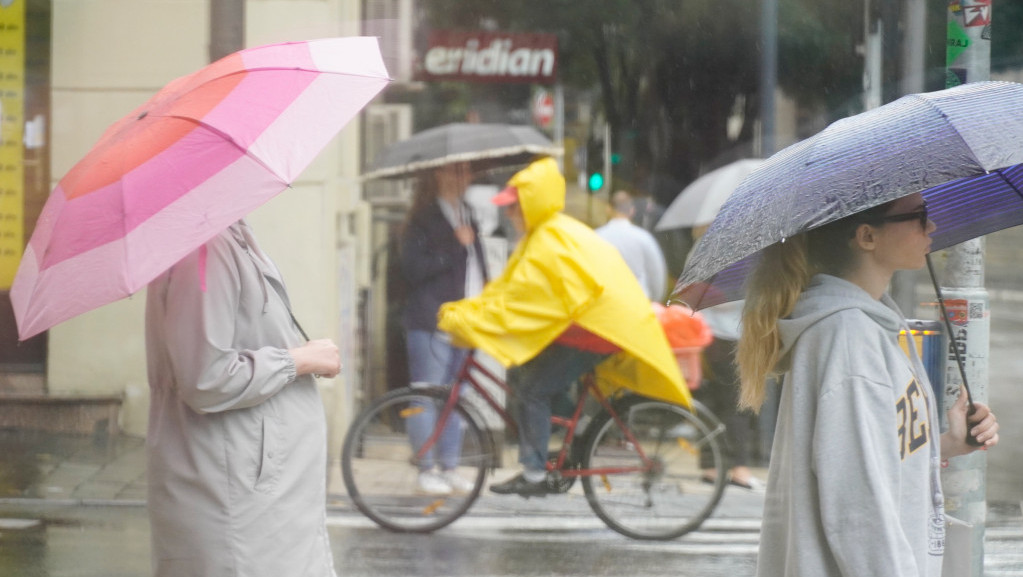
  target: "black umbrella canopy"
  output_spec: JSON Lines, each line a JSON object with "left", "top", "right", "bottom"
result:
{"left": 362, "top": 122, "right": 562, "bottom": 180}
{"left": 673, "top": 81, "right": 1023, "bottom": 310}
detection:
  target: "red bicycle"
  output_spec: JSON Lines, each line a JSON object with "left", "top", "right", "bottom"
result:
{"left": 341, "top": 351, "right": 727, "bottom": 540}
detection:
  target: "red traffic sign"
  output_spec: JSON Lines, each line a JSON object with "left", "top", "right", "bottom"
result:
{"left": 532, "top": 91, "right": 554, "bottom": 128}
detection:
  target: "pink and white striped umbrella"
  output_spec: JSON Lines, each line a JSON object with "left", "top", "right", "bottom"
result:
{"left": 11, "top": 37, "right": 390, "bottom": 340}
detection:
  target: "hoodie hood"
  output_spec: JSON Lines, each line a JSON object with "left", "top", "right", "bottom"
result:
{"left": 777, "top": 274, "right": 904, "bottom": 359}
{"left": 505, "top": 157, "right": 564, "bottom": 230}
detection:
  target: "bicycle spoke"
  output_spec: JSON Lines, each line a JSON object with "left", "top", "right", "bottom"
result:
{"left": 342, "top": 388, "right": 489, "bottom": 533}
{"left": 582, "top": 398, "right": 727, "bottom": 540}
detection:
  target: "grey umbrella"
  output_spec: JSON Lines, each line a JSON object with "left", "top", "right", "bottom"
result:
{"left": 673, "top": 81, "right": 1023, "bottom": 311}
{"left": 362, "top": 122, "right": 562, "bottom": 180}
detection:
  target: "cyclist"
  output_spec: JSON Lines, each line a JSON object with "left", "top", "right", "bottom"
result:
{"left": 438, "top": 157, "right": 691, "bottom": 496}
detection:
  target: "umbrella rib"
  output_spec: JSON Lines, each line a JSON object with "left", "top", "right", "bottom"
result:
{"left": 155, "top": 113, "right": 289, "bottom": 182}
{"left": 911, "top": 93, "right": 987, "bottom": 169}
{"left": 241, "top": 65, "right": 393, "bottom": 82}
{"left": 994, "top": 168, "right": 1023, "bottom": 201}
{"left": 671, "top": 272, "right": 715, "bottom": 309}
{"left": 155, "top": 66, "right": 388, "bottom": 99}
{"left": 361, "top": 144, "right": 564, "bottom": 180}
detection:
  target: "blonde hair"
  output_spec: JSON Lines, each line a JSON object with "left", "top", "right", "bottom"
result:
{"left": 737, "top": 236, "right": 812, "bottom": 412}
{"left": 735, "top": 200, "right": 898, "bottom": 411}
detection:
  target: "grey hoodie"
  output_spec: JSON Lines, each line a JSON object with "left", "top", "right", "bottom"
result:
{"left": 757, "top": 274, "right": 944, "bottom": 577}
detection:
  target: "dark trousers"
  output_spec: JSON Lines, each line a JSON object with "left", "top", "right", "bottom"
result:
{"left": 507, "top": 344, "right": 608, "bottom": 472}
{"left": 697, "top": 338, "right": 757, "bottom": 469}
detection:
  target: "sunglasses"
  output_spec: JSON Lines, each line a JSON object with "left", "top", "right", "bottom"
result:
{"left": 865, "top": 204, "right": 929, "bottom": 229}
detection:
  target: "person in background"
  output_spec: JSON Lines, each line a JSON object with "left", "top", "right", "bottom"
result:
{"left": 399, "top": 161, "right": 488, "bottom": 496}
{"left": 696, "top": 300, "right": 763, "bottom": 490}
{"left": 145, "top": 220, "right": 341, "bottom": 577}
{"left": 596, "top": 190, "right": 668, "bottom": 301}
{"left": 438, "top": 158, "right": 689, "bottom": 496}
{"left": 739, "top": 192, "right": 999, "bottom": 576}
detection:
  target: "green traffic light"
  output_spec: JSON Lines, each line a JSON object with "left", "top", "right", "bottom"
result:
{"left": 588, "top": 172, "right": 604, "bottom": 191}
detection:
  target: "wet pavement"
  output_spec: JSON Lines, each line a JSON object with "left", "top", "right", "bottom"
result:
{"left": 0, "top": 492, "right": 1019, "bottom": 576}
{"left": 0, "top": 503, "right": 763, "bottom": 577}
{"left": 0, "top": 426, "right": 1020, "bottom": 576}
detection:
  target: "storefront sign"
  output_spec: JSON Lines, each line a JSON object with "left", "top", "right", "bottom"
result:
{"left": 419, "top": 31, "right": 557, "bottom": 84}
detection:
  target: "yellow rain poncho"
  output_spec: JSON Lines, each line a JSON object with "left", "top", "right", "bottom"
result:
{"left": 438, "top": 158, "right": 690, "bottom": 407}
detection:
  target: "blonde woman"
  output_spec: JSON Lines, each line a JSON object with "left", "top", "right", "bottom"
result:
{"left": 739, "top": 192, "right": 999, "bottom": 577}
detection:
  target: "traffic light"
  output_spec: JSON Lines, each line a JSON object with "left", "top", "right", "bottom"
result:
{"left": 586, "top": 138, "right": 605, "bottom": 193}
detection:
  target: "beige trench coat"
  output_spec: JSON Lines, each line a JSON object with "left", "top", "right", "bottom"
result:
{"left": 145, "top": 221, "right": 335, "bottom": 577}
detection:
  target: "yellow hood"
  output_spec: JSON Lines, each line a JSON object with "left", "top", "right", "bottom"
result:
{"left": 438, "top": 158, "right": 689, "bottom": 407}
{"left": 508, "top": 157, "right": 564, "bottom": 231}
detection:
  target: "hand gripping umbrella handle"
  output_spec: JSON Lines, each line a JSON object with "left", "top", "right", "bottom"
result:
{"left": 925, "top": 254, "right": 983, "bottom": 447}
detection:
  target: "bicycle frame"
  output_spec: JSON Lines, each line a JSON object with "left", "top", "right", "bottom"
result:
{"left": 414, "top": 351, "right": 660, "bottom": 478}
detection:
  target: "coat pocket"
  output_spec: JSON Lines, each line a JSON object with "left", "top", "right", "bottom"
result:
{"left": 254, "top": 416, "right": 283, "bottom": 494}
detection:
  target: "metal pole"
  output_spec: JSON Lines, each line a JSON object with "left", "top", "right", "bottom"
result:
{"left": 603, "top": 123, "right": 611, "bottom": 198}
{"left": 759, "top": 0, "right": 777, "bottom": 157}
{"left": 209, "top": 0, "right": 245, "bottom": 62}
{"left": 554, "top": 83, "right": 565, "bottom": 173}
{"left": 862, "top": 1, "right": 882, "bottom": 112}
{"left": 943, "top": 3, "right": 992, "bottom": 575}
{"left": 900, "top": 0, "right": 926, "bottom": 96}
{"left": 889, "top": 0, "right": 928, "bottom": 320}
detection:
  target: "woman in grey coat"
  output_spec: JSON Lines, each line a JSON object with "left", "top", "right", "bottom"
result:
{"left": 145, "top": 220, "right": 341, "bottom": 577}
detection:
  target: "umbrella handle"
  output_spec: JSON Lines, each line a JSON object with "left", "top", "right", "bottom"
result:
{"left": 925, "top": 254, "right": 983, "bottom": 447}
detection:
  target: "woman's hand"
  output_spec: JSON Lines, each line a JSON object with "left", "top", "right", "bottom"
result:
{"left": 289, "top": 339, "right": 341, "bottom": 379}
{"left": 941, "top": 384, "right": 999, "bottom": 460}
{"left": 454, "top": 225, "right": 476, "bottom": 247}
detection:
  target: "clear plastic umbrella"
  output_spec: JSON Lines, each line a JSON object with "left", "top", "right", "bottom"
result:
{"left": 654, "top": 158, "right": 764, "bottom": 231}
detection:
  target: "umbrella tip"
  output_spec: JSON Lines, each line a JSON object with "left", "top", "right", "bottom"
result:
{"left": 137, "top": 111, "right": 149, "bottom": 120}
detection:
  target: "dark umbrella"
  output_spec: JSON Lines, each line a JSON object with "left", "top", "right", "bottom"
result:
{"left": 361, "top": 122, "right": 561, "bottom": 180}
{"left": 674, "top": 81, "right": 1023, "bottom": 311}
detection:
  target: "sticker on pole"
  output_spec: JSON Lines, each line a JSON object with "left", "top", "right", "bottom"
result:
{"left": 946, "top": 21, "right": 970, "bottom": 65}
{"left": 944, "top": 299, "right": 969, "bottom": 327}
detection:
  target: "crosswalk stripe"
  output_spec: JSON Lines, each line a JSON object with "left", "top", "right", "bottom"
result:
{"left": 327, "top": 512, "right": 1022, "bottom": 570}
{"left": 327, "top": 513, "right": 763, "bottom": 554}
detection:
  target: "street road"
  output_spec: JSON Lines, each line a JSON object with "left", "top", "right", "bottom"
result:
{"left": 2, "top": 503, "right": 1021, "bottom": 577}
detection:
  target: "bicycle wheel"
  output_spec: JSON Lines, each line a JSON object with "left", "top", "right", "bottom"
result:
{"left": 581, "top": 396, "right": 727, "bottom": 540}
{"left": 341, "top": 387, "right": 490, "bottom": 533}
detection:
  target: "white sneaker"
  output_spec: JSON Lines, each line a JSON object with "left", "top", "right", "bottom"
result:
{"left": 416, "top": 471, "right": 452, "bottom": 496}
{"left": 441, "top": 470, "right": 475, "bottom": 494}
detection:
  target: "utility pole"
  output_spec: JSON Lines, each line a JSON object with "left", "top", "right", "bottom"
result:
{"left": 943, "top": 2, "right": 992, "bottom": 576}
{"left": 890, "top": 0, "right": 927, "bottom": 319}
{"left": 209, "top": 0, "right": 245, "bottom": 62}
{"left": 759, "top": 0, "right": 777, "bottom": 157}
{"left": 862, "top": 0, "right": 882, "bottom": 111}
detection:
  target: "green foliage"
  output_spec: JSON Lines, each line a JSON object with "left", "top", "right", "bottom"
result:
{"left": 417, "top": 0, "right": 873, "bottom": 201}
{"left": 992, "top": 2, "right": 1023, "bottom": 72}
{"left": 776, "top": 0, "right": 864, "bottom": 114}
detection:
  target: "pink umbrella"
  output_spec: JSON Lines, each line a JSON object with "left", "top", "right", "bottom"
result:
{"left": 11, "top": 37, "right": 390, "bottom": 340}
